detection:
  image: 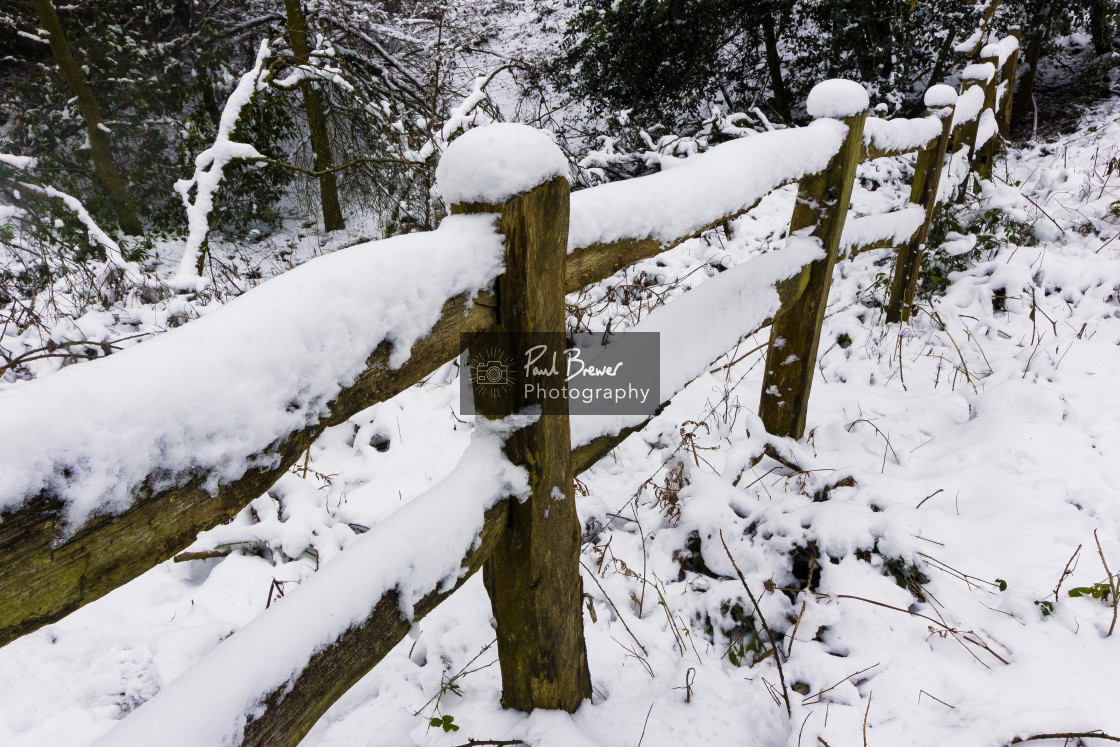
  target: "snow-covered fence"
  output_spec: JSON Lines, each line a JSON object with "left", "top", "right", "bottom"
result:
{"left": 760, "top": 32, "right": 1022, "bottom": 436}
{"left": 0, "top": 121, "right": 848, "bottom": 651}
{"left": 0, "top": 41, "right": 1025, "bottom": 743}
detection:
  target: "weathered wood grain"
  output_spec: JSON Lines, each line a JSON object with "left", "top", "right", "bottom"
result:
{"left": 455, "top": 177, "right": 593, "bottom": 712}
{"left": 758, "top": 109, "right": 867, "bottom": 439}
{"left": 887, "top": 99, "right": 957, "bottom": 323}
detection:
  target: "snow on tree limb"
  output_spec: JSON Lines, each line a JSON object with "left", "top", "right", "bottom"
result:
{"left": 4, "top": 152, "right": 141, "bottom": 284}
{"left": 408, "top": 72, "right": 502, "bottom": 163}
{"left": 18, "top": 182, "right": 142, "bottom": 285}
{"left": 170, "top": 39, "right": 273, "bottom": 292}
{"left": 0, "top": 154, "right": 38, "bottom": 170}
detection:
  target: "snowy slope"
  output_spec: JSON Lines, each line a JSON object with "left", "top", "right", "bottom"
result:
{"left": 4, "top": 96, "right": 1120, "bottom": 747}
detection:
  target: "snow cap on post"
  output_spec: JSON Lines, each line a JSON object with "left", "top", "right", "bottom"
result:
{"left": 924, "top": 84, "right": 958, "bottom": 109}
{"left": 436, "top": 123, "right": 569, "bottom": 205}
{"left": 805, "top": 79, "right": 869, "bottom": 119}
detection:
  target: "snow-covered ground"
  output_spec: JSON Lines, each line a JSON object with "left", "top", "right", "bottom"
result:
{"left": 4, "top": 93, "right": 1120, "bottom": 747}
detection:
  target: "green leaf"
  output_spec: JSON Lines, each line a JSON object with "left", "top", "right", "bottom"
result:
{"left": 996, "top": 578, "right": 1007, "bottom": 592}
{"left": 1068, "top": 583, "right": 1112, "bottom": 600}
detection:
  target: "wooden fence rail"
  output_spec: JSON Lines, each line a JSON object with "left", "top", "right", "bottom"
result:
{"left": 2, "top": 23, "right": 1023, "bottom": 745}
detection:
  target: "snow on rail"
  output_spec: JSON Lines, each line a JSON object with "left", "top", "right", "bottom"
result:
{"left": 840, "top": 205, "right": 926, "bottom": 254}
{"left": 863, "top": 115, "right": 942, "bottom": 155}
{"left": 92, "top": 123, "right": 833, "bottom": 739}
{"left": 568, "top": 120, "right": 848, "bottom": 251}
{"left": 95, "top": 420, "right": 529, "bottom": 747}
{"left": 952, "top": 85, "right": 987, "bottom": 129}
{"left": 981, "top": 36, "right": 1020, "bottom": 67}
{"left": 0, "top": 215, "right": 504, "bottom": 529}
{"left": 571, "top": 238, "right": 825, "bottom": 447}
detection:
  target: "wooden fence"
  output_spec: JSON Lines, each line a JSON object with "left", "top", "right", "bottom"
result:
{"left": 0, "top": 23, "right": 1022, "bottom": 747}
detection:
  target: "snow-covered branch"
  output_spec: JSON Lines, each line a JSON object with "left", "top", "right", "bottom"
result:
{"left": 19, "top": 182, "right": 143, "bottom": 285}
{"left": 170, "top": 39, "right": 273, "bottom": 291}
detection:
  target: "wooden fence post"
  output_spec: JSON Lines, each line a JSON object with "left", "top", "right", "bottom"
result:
{"left": 999, "top": 29, "right": 1022, "bottom": 138}
{"left": 446, "top": 126, "right": 592, "bottom": 712}
{"left": 974, "top": 48, "right": 1001, "bottom": 180}
{"left": 951, "top": 74, "right": 983, "bottom": 157}
{"left": 758, "top": 80, "right": 868, "bottom": 439}
{"left": 886, "top": 86, "right": 958, "bottom": 324}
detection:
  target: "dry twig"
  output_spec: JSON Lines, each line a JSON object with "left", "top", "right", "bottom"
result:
{"left": 1010, "top": 732, "right": 1120, "bottom": 744}
{"left": 579, "top": 560, "right": 649, "bottom": 655}
{"left": 719, "top": 530, "right": 792, "bottom": 718}
{"left": 1093, "top": 530, "right": 1119, "bottom": 637}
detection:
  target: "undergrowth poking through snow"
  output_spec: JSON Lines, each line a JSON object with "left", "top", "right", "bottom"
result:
{"left": 5, "top": 98, "right": 1120, "bottom": 747}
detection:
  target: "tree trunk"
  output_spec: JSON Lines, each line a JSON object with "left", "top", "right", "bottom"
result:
{"left": 284, "top": 0, "right": 345, "bottom": 232}
{"left": 760, "top": 2, "right": 792, "bottom": 122}
{"left": 1012, "top": 3, "right": 1052, "bottom": 128}
{"left": 1091, "top": 0, "right": 1112, "bottom": 55}
{"left": 31, "top": 0, "right": 143, "bottom": 236}
{"left": 927, "top": 29, "right": 958, "bottom": 93}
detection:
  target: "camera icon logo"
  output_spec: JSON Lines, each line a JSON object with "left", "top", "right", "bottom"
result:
{"left": 470, "top": 347, "right": 513, "bottom": 396}
{"left": 475, "top": 359, "right": 509, "bottom": 386}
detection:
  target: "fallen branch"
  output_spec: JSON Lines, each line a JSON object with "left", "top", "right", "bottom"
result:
{"left": 1010, "top": 732, "right": 1120, "bottom": 744}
